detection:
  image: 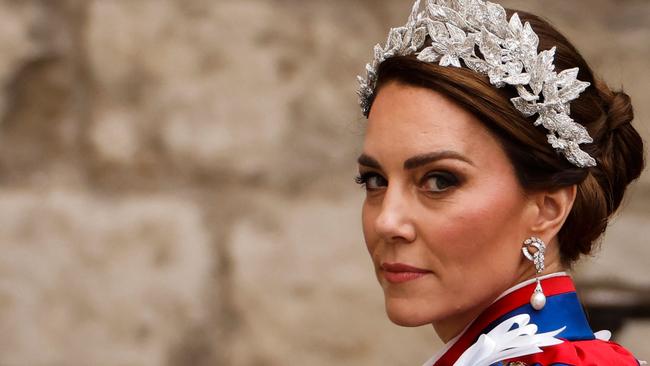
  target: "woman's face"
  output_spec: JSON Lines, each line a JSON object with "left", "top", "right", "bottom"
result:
{"left": 359, "top": 81, "right": 538, "bottom": 338}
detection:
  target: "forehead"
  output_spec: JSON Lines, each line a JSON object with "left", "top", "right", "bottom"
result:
{"left": 364, "top": 82, "right": 504, "bottom": 163}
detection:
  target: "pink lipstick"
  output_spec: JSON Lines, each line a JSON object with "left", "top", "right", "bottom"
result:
{"left": 381, "top": 262, "right": 431, "bottom": 284}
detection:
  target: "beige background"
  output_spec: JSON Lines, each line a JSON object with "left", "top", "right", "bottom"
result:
{"left": 0, "top": 0, "right": 648, "bottom": 365}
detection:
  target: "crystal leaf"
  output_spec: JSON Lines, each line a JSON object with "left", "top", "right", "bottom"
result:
{"left": 441, "top": 54, "right": 462, "bottom": 67}
{"left": 506, "top": 60, "right": 524, "bottom": 74}
{"left": 537, "top": 113, "right": 559, "bottom": 131}
{"left": 485, "top": 1, "right": 506, "bottom": 24}
{"left": 409, "top": 0, "right": 423, "bottom": 23}
{"left": 440, "top": 0, "right": 463, "bottom": 12}
{"left": 542, "top": 73, "right": 560, "bottom": 103}
{"left": 508, "top": 13, "right": 523, "bottom": 34}
{"left": 442, "top": 5, "right": 468, "bottom": 28}
{"left": 386, "top": 28, "right": 403, "bottom": 53}
{"left": 464, "top": 56, "right": 490, "bottom": 74}
{"left": 463, "top": 1, "right": 488, "bottom": 29}
{"left": 427, "top": 3, "right": 448, "bottom": 20}
{"left": 357, "top": 75, "right": 366, "bottom": 86}
{"left": 374, "top": 44, "right": 385, "bottom": 62}
{"left": 479, "top": 27, "right": 502, "bottom": 65}
{"left": 538, "top": 47, "right": 557, "bottom": 72}
{"left": 382, "top": 48, "right": 396, "bottom": 59}
{"left": 516, "top": 85, "right": 539, "bottom": 102}
{"left": 570, "top": 149, "right": 597, "bottom": 167}
{"left": 411, "top": 26, "right": 428, "bottom": 50}
{"left": 529, "top": 47, "right": 557, "bottom": 95}
{"left": 401, "top": 27, "right": 417, "bottom": 55}
{"left": 558, "top": 79, "right": 591, "bottom": 104}
{"left": 427, "top": 20, "right": 450, "bottom": 40}
{"left": 521, "top": 22, "right": 539, "bottom": 53}
{"left": 458, "top": 32, "right": 477, "bottom": 54}
{"left": 356, "top": 0, "right": 596, "bottom": 167}
{"left": 431, "top": 42, "right": 450, "bottom": 55}
{"left": 547, "top": 134, "right": 568, "bottom": 150}
{"left": 417, "top": 46, "right": 442, "bottom": 63}
{"left": 503, "top": 72, "right": 531, "bottom": 85}
{"left": 556, "top": 67, "right": 579, "bottom": 87}
{"left": 485, "top": 1, "right": 507, "bottom": 37}
{"left": 511, "top": 97, "right": 540, "bottom": 117}
{"left": 554, "top": 113, "right": 593, "bottom": 143}
{"left": 446, "top": 23, "right": 467, "bottom": 42}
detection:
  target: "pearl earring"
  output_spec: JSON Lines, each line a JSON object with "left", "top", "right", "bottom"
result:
{"left": 522, "top": 236, "right": 546, "bottom": 310}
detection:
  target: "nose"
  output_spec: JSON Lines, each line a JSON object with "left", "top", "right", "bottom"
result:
{"left": 374, "top": 186, "right": 417, "bottom": 244}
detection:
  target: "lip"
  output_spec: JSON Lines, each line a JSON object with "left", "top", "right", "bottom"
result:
{"left": 381, "top": 262, "right": 432, "bottom": 284}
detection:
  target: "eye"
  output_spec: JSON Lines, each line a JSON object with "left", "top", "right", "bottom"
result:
{"left": 421, "top": 171, "right": 459, "bottom": 193}
{"left": 355, "top": 172, "right": 388, "bottom": 190}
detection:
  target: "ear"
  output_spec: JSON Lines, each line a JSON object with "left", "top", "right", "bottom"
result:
{"left": 529, "top": 185, "right": 577, "bottom": 237}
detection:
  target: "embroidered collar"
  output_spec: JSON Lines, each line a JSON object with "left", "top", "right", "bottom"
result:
{"left": 422, "top": 272, "right": 595, "bottom": 366}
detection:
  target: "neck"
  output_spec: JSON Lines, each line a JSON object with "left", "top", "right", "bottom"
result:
{"left": 433, "top": 297, "right": 494, "bottom": 343}
{"left": 432, "top": 260, "right": 566, "bottom": 343}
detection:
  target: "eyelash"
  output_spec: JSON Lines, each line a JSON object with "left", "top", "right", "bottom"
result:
{"left": 354, "top": 172, "right": 384, "bottom": 188}
{"left": 354, "top": 171, "right": 460, "bottom": 192}
{"left": 421, "top": 171, "right": 459, "bottom": 192}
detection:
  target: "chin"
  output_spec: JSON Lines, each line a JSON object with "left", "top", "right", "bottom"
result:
{"left": 384, "top": 296, "right": 438, "bottom": 327}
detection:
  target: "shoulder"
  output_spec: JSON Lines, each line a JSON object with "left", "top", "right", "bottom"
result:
{"left": 500, "top": 338, "right": 641, "bottom": 365}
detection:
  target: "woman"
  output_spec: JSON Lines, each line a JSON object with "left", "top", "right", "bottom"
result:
{"left": 354, "top": 1, "right": 646, "bottom": 365}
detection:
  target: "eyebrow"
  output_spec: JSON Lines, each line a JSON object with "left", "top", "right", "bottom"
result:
{"left": 357, "top": 150, "right": 474, "bottom": 170}
{"left": 357, "top": 154, "right": 382, "bottom": 169}
{"left": 404, "top": 150, "right": 475, "bottom": 169}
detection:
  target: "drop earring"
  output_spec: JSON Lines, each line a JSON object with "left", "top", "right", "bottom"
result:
{"left": 522, "top": 236, "right": 546, "bottom": 310}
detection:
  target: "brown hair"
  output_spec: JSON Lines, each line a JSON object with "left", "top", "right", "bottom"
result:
{"left": 367, "top": 9, "right": 645, "bottom": 265}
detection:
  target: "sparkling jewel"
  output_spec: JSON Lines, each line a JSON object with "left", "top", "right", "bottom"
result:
{"left": 530, "top": 280, "right": 546, "bottom": 310}
{"left": 356, "top": 0, "right": 597, "bottom": 168}
{"left": 531, "top": 291, "right": 546, "bottom": 310}
{"left": 522, "top": 237, "right": 546, "bottom": 273}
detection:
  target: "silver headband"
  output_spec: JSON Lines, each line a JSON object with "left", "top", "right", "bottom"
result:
{"left": 357, "top": 0, "right": 597, "bottom": 168}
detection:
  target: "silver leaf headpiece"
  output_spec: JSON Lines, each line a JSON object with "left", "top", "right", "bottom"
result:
{"left": 357, "top": 0, "right": 597, "bottom": 168}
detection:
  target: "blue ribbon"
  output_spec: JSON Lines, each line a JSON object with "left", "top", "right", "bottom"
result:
{"left": 483, "top": 291, "right": 595, "bottom": 341}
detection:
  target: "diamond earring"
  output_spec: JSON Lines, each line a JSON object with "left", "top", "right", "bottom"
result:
{"left": 522, "top": 236, "right": 546, "bottom": 310}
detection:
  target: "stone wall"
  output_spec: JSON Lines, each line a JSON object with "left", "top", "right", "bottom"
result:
{"left": 0, "top": 1, "right": 648, "bottom": 365}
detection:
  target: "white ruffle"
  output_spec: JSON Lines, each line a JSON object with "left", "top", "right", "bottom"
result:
{"left": 452, "top": 314, "right": 565, "bottom": 366}
{"left": 594, "top": 330, "right": 612, "bottom": 341}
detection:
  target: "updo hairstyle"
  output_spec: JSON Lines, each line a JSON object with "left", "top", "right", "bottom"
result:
{"left": 366, "top": 9, "right": 646, "bottom": 265}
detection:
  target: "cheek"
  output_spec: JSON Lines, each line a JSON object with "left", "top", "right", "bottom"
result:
{"left": 361, "top": 201, "right": 378, "bottom": 254}
{"left": 424, "top": 179, "right": 527, "bottom": 267}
